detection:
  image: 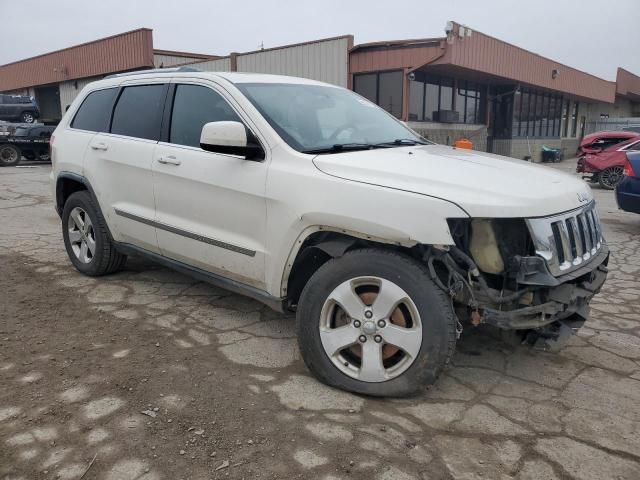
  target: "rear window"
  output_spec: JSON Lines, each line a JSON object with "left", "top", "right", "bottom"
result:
{"left": 71, "top": 88, "right": 117, "bottom": 132}
{"left": 111, "top": 85, "right": 166, "bottom": 141}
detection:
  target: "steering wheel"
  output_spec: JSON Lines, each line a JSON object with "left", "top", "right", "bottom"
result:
{"left": 328, "top": 125, "right": 358, "bottom": 142}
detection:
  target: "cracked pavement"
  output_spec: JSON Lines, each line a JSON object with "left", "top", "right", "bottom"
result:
{"left": 1, "top": 160, "right": 639, "bottom": 479}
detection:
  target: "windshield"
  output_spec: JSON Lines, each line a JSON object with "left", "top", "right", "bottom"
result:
{"left": 236, "top": 83, "right": 428, "bottom": 153}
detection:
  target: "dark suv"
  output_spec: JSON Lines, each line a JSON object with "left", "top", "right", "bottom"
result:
{"left": 0, "top": 94, "right": 40, "bottom": 123}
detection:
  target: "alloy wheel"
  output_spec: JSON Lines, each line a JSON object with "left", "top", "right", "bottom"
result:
{"left": 67, "top": 207, "right": 96, "bottom": 264}
{"left": 319, "top": 276, "right": 422, "bottom": 383}
{"left": 600, "top": 166, "right": 624, "bottom": 189}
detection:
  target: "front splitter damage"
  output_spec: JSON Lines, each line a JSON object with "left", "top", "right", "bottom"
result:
{"left": 482, "top": 258, "right": 608, "bottom": 330}
{"left": 427, "top": 245, "right": 609, "bottom": 350}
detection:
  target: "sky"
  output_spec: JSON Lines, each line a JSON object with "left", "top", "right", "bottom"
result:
{"left": 2, "top": 0, "right": 639, "bottom": 80}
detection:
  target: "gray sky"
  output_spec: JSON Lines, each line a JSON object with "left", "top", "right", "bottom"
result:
{"left": 2, "top": 0, "right": 638, "bottom": 80}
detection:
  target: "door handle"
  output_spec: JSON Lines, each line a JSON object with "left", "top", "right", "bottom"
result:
{"left": 90, "top": 142, "right": 109, "bottom": 151}
{"left": 157, "top": 155, "right": 181, "bottom": 166}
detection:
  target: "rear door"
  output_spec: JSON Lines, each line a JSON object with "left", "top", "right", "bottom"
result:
{"left": 152, "top": 81, "right": 268, "bottom": 288}
{"left": 84, "top": 80, "right": 168, "bottom": 253}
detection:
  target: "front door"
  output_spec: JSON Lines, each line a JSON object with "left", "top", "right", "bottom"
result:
{"left": 84, "top": 82, "right": 168, "bottom": 253}
{"left": 152, "top": 82, "right": 268, "bottom": 288}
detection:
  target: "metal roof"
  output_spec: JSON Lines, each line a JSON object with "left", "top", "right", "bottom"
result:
{"left": 0, "top": 29, "right": 155, "bottom": 91}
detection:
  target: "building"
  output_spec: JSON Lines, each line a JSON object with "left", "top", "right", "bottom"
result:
{"left": 1, "top": 22, "right": 638, "bottom": 160}
{"left": 350, "top": 22, "right": 640, "bottom": 158}
{"left": 0, "top": 28, "right": 352, "bottom": 124}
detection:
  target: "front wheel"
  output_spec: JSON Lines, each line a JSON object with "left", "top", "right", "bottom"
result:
{"left": 296, "top": 249, "right": 457, "bottom": 397}
{"left": 599, "top": 166, "right": 624, "bottom": 190}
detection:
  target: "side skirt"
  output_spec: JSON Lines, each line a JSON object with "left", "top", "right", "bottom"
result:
{"left": 115, "top": 242, "right": 287, "bottom": 313}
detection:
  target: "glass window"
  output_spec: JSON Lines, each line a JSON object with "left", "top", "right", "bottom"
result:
{"left": 517, "top": 90, "right": 528, "bottom": 137}
{"left": 571, "top": 102, "right": 579, "bottom": 137}
{"left": 111, "top": 85, "right": 166, "bottom": 140}
{"left": 424, "top": 82, "right": 439, "bottom": 121}
{"left": 378, "top": 71, "right": 403, "bottom": 119}
{"left": 562, "top": 99, "right": 570, "bottom": 137}
{"left": 71, "top": 88, "right": 117, "bottom": 132}
{"left": 353, "top": 74, "right": 377, "bottom": 104}
{"left": 169, "top": 85, "right": 241, "bottom": 148}
{"left": 440, "top": 78, "right": 453, "bottom": 112}
{"left": 513, "top": 90, "right": 522, "bottom": 137}
{"left": 408, "top": 80, "right": 424, "bottom": 121}
{"left": 540, "top": 94, "right": 549, "bottom": 136}
{"left": 455, "top": 81, "right": 467, "bottom": 122}
{"left": 466, "top": 83, "right": 480, "bottom": 124}
{"left": 237, "top": 82, "right": 424, "bottom": 153}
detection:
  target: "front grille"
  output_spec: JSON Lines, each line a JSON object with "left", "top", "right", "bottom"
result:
{"left": 526, "top": 202, "right": 604, "bottom": 277}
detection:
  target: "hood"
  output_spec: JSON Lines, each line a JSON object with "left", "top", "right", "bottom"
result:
{"left": 312, "top": 144, "right": 593, "bottom": 218}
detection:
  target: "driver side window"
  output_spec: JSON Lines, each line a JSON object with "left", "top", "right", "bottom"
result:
{"left": 170, "top": 84, "right": 242, "bottom": 148}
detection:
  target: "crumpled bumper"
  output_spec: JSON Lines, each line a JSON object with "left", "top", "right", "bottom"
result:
{"left": 481, "top": 247, "right": 609, "bottom": 329}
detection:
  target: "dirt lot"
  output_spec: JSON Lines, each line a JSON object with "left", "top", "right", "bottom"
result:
{"left": 1, "top": 161, "right": 640, "bottom": 480}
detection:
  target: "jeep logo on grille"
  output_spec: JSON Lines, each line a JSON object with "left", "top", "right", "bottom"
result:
{"left": 577, "top": 192, "right": 590, "bottom": 203}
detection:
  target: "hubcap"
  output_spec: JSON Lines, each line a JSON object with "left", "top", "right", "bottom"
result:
{"left": 67, "top": 207, "right": 96, "bottom": 264}
{"left": 0, "top": 147, "right": 18, "bottom": 163}
{"left": 319, "top": 276, "right": 422, "bottom": 383}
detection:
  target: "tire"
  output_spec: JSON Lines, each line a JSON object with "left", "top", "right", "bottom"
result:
{"left": 296, "top": 249, "right": 457, "bottom": 397}
{"left": 598, "top": 166, "right": 624, "bottom": 190}
{"left": 62, "top": 191, "right": 127, "bottom": 276}
{"left": 0, "top": 144, "right": 21, "bottom": 167}
{"left": 20, "top": 111, "right": 35, "bottom": 123}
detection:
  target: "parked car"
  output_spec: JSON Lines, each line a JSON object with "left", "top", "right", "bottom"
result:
{"left": 615, "top": 151, "right": 640, "bottom": 214}
{"left": 577, "top": 135, "right": 640, "bottom": 189}
{"left": 0, "top": 125, "right": 54, "bottom": 166}
{"left": 50, "top": 69, "right": 609, "bottom": 397}
{"left": 0, "top": 94, "right": 40, "bottom": 123}
{"left": 577, "top": 130, "right": 637, "bottom": 156}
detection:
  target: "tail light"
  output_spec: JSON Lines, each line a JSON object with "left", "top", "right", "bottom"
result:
{"left": 623, "top": 158, "right": 636, "bottom": 177}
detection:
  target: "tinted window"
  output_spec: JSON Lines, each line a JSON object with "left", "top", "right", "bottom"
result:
{"left": 353, "top": 74, "right": 377, "bottom": 104}
{"left": 111, "top": 85, "right": 166, "bottom": 140}
{"left": 71, "top": 88, "right": 117, "bottom": 132}
{"left": 170, "top": 85, "right": 241, "bottom": 148}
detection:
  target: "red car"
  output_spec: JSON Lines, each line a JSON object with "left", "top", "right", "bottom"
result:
{"left": 577, "top": 131, "right": 638, "bottom": 156}
{"left": 577, "top": 135, "right": 640, "bottom": 189}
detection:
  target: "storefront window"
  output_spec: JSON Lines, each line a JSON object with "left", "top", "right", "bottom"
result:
{"left": 440, "top": 78, "right": 453, "bottom": 113}
{"left": 353, "top": 73, "right": 377, "bottom": 104}
{"left": 353, "top": 70, "right": 403, "bottom": 119}
{"left": 424, "top": 82, "right": 439, "bottom": 121}
{"left": 409, "top": 80, "right": 424, "bottom": 121}
{"left": 571, "top": 102, "right": 579, "bottom": 137}
{"left": 511, "top": 89, "right": 563, "bottom": 138}
{"left": 562, "top": 99, "right": 570, "bottom": 137}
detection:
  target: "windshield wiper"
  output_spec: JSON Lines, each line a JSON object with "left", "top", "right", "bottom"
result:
{"left": 302, "top": 143, "right": 390, "bottom": 154}
{"left": 374, "top": 138, "right": 430, "bottom": 147}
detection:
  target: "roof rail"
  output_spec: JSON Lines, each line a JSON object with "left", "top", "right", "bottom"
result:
{"left": 104, "top": 66, "right": 202, "bottom": 79}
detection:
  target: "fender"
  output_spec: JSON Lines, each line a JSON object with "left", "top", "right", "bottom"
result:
{"left": 54, "top": 172, "right": 117, "bottom": 243}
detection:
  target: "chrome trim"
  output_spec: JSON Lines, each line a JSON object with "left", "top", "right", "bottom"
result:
{"left": 114, "top": 208, "right": 256, "bottom": 257}
{"left": 526, "top": 201, "right": 604, "bottom": 277}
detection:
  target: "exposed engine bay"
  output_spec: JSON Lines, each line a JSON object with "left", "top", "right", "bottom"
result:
{"left": 424, "top": 217, "right": 609, "bottom": 350}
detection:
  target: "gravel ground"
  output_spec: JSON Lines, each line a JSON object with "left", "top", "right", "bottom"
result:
{"left": 1, "top": 159, "right": 639, "bottom": 480}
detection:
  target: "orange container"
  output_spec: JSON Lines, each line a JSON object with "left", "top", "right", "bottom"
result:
{"left": 453, "top": 138, "right": 473, "bottom": 149}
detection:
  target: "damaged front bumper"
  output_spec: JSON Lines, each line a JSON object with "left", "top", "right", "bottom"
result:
{"left": 480, "top": 246, "right": 609, "bottom": 330}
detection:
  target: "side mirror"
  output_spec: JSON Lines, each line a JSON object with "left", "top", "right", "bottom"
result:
{"left": 200, "top": 121, "right": 264, "bottom": 161}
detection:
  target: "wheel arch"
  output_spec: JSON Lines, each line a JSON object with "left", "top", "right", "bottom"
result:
{"left": 283, "top": 228, "right": 427, "bottom": 309}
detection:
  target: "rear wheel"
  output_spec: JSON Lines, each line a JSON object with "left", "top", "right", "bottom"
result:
{"left": 296, "top": 249, "right": 457, "bottom": 397}
{"left": 0, "top": 144, "right": 21, "bottom": 166}
{"left": 62, "top": 191, "right": 126, "bottom": 276}
{"left": 599, "top": 166, "right": 624, "bottom": 190}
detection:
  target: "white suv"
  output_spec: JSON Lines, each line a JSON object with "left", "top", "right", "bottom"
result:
{"left": 50, "top": 68, "right": 608, "bottom": 396}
